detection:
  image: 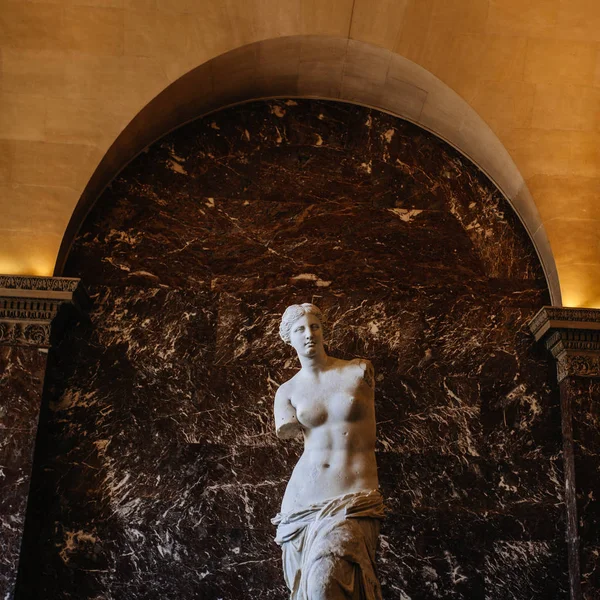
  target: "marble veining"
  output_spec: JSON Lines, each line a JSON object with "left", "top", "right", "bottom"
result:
{"left": 568, "top": 378, "right": 600, "bottom": 600}
{"left": 0, "top": 347, "right": 47, "bottom": 599}
{"left": 16, "top": 100, "right": 567, "bottom": 599}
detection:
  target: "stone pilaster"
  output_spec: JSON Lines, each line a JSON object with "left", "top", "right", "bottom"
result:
{"left": 0, "top": 275, "right": 87, "bottom": 600}
{"left": 530, "top": 307, "right": 600, "bottom": 600}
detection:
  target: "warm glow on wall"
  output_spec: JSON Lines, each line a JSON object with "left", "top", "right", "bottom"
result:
{"left": 0, "top": 236, "right": 57, "bottom": 278}
{"left": 562, "top": 292, "right": 585, "bottom": 308}
{"left": 0, "top": 259, "right": 54, "bottom": 277}
{"left": 556, "top": 265, "right": 600, "bottom": 309}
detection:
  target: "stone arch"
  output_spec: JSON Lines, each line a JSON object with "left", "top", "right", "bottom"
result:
{"left": 26, "top": 98, "right": 567, "bottom": 600}
{"left": 55, "top": 35, "right": 560, "bottom": 304}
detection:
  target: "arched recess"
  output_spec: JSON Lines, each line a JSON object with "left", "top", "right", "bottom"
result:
{"left": 55, "top": 35, "right": 561, "bottom": 305}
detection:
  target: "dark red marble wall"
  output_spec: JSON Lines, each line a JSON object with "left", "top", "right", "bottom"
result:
{"left": 566, "top": 378, "right": 600, "bottom": 600}
{"left": 17, "top": 99, "right": 567, "bottom": 599}
{"left": 0, "top": 346, "right": 47, "bottom": 598}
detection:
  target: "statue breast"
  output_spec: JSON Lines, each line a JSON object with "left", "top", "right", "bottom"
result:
{"left": 294, "top": 388, "right": 368, "bottom": 428}
{"left": 328, "top": 392, "right": 368, "bottom": 423}
{"left": 294, "top": 396, "right": 327, "bottom": 427}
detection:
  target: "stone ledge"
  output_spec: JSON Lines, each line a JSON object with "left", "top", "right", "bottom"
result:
{"left": 0, "top": 275, "right": 88, "bottom": 348}
{"left": 530, "top": 306, "right": 600, "bottom": 382}
{"left": 0, "top": 275, "right": 80, "bottom": 293}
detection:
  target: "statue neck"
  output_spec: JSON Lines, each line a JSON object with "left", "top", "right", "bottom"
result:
{"left": 297, "top": 348, "right": 329, "bottom": 374}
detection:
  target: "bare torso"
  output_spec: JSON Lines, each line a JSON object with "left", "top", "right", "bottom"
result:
{"left": 275, "top": 356, "right": 379, "bottom": 514}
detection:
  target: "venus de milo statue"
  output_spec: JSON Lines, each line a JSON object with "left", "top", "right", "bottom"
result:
{"left": 272, "top": 303, "right": 384, "bottom": 599}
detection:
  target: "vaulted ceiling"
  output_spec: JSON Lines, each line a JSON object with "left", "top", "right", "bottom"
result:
{"left": 1, "top": 1, "right": 598, "bottom": 306}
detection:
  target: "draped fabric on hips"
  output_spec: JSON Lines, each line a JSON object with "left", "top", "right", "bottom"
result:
{"left": 273, "top": 303, "right": 384, "bottom": 598}
{"left": 272, "top": 490, "right": 385, "bottom": 600}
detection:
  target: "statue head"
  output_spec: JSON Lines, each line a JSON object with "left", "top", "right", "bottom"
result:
{"left": 279, "top": 304, "right": 325, "bottom": 357}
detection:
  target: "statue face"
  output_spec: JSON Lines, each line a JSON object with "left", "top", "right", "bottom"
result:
{"left": 289, "top": 313, "right": 324, "bottom": 358}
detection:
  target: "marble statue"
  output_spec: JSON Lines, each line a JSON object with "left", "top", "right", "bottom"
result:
{"left": 272, "top": 303, "right": 384, "bottom": 599}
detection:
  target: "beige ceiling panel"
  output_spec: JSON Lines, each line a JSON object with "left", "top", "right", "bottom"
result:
{"left": 0, "top": 50, "right": 163, "bottom": 109}
{"left": 299, "top": 0, "right": 354, "bottom": 37}
{"left": 392, "top": 0, "right": 435, "bottom": 62}
{"left": 432, "top": 34, "right": 528, "bottom": 103}
{"left": 569, "top": 131, "right": 600, "bottom": 178}
{"left": 0, "top": 50, "right": 165, "bottom": 113}
{"left": 429, "top": 0, "right": 489, "bottom": 35}
{"left": 350, "top": 0, "right": 408, "bottom": 49}
{"left": 0, "top": 92, "right": 46, "bottom": 141}
{"left": 532, "top": 84, "right": 600, "bottom": 131}
{"left": 45, "top": 96, "right": 129, "bottom": 146}
{"left": 124, "top": 9, "right": 210, "bottom": 72}
{"left": 124, "top": 9, "right": 172, "bottom": 57}
{"left": 223, "top": 0, "right": 301, "bottom": 44}
{"left": 27, "top": 187, "right": 80, "bottom": 237}
{"left": 414, "top": 29, "right": 454, "bottom": 79}
{"left": 502, "top": 129, "right": 572, "bottom": 179}
{"left": 1, "top": 5, "right": 124, "bottom": 55}
{"left": 0, "top": 49, "right": 69, "bottom": 98}
{"left": 544, "top": 218, "right": 600, "bottom": 266}
{"left": 62, "top": 6, "right": 124, "bottom": 55}
{"left": 0, "top": 230, "right": 62, "bottom": 276}
{"left": 62, "top": 55, "right": 169, "bottom": 110}
{"left": 124, "top": 1, "right": 154, "bottom": 8}
{"left": 0, "top": 141, "right": 14, "bottom": 186}
{"left": 0, "top": 185, "right": 78, "bottom": 235}
{"left": 193, "top": 2, "right": 247, "bottom": 56}
{"left": 156, "top": 0, "right": 214, "bottom": 12}
{"left": 527, "top": 175, "right": 600, "bottom": 223}
{"left": 24, "top": 0, "right": 124, "bottom": 6}
{"left": 10, "top": 140, "right": 99, "bottom": 190}
{"left": 556, "top": 262, "right": 600, "bottom": 308}
{"left": 0, "top": 3, "right": 66, "bottom": 52}
{"left": 524, "top": 38, "right": 597, "bottom": 85}
{"left": 487, "top": 0, "right": 559, "bottom": 37}
{"left": 469, "top": 80, "right": 535, "bottom": 136}
{"left": 557, "top": 0, "right": 600, "bottom": 42}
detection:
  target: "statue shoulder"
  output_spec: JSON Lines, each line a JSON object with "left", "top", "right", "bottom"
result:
{"left": 275, "top": 378, "right": 293, "bottom": 400}
{"left": 350, "top": 358, "right": 375, "bottom": 389}
{"left": 275, "top": 372, "right": 301, "bottom": 402}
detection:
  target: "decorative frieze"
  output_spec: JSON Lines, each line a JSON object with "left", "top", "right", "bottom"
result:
{"left": 0, "top": 275, "right": 80, "bottom": 293}
{"left": 529, "top": 306, "right": 600, "bottom": 382}
{"left": 0, "top": 275, "right": 88, "bottom": 348}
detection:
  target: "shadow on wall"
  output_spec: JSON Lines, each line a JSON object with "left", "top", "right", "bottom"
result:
{"left": 18, "top": 99, "right": 567, "bottom": 599}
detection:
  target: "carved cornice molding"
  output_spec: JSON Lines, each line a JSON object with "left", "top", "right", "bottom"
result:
{"left": 0, "top": 275, "right": 80, "bottom": 293}
{"left": 529, "top": 306, "right": 600, "bottom": 382}
{"left": 0, "top": 275, "right": 88, "bottom": 348}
